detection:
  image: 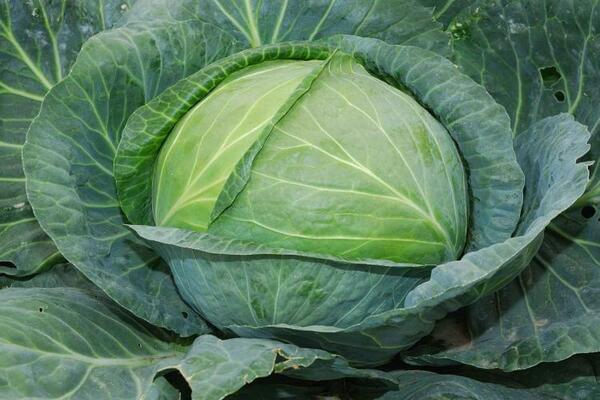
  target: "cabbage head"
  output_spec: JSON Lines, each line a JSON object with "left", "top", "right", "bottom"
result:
{"left": 7, "top": 1, "right": 596, "bottom": 397}
{"left": 109, "top": 36, "right": 585, "bottom": 366}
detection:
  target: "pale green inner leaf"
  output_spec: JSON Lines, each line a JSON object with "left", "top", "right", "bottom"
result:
{"left": 153, "top": 59, "right": 325, "bottom": 229}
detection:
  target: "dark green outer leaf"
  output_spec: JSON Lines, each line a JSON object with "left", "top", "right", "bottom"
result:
{"left": 153, "top": 335, "right": 386, "bottom": 400}
{"left": 147, "top": 240, "right": 428, "bottom": 366}
{"left": 449, "top": 0, "right": 600, "bottom": 203}
{"left": 0, "top": 287, "right": 185, "bottom": 399}
{"left": 406, "top": 115, "right": 596, "bottom": 371}
{"left": 451, "top": 0, "right": 600, "bottom": 136}
{"left": 2, "top": 287, "right": 380, "bottom": 400}
{"left": 233, "top": 353, "right": 600, "bottom": 400}
{"left": 406, "top": 208, "right": 600, "bottom": 371}
{"left": 23, "top": 18, "right": 240, "bottom": 335}
{"left": 452, "top": 354, "right": 600, "bottom": 400}
{"left": 4, "top": 258, "right": 598, "bottom": 398}
{"left": 377, "top": 370, "right": 546, "bottom": 400}
{"left": 330, "top": 353, "right": 600, "bottom": 400}
{"left": 122, "top": 0, "right": 450, "bottom": 54}
{"left": 375, "top": 359, "right": 600, "bottom": 400}
{"left": 5, "top": 271, "right": 594, "bottom": 399}
{"left": 0, "top": 0, "right": 135, "bottom": 276}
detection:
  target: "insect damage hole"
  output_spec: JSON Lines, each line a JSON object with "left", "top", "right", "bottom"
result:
{"left": 554, "top": 90, "right": 565, "bottom": 102}
{"left": 581, "top": 206, "right": 596, "bottom": 219}
{"left": 539, "top": 66, "right": 562, "bottom": 87}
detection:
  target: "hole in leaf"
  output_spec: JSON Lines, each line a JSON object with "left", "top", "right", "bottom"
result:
{"left": 181, "top": 311, "right": 189, "bottom": 319}
{"left": 540, "top": 66, "right": 561, "bottom": 87}
{"left": 38, "top": 307, "right": 44, "bottom": 313}
{"left": 554, "top": 90, "right": 565, "bottom": 102}
{"left": 581, "top": 206, "right": 596, "bottom": 219}
{"left": 163, "top": 369, "right": 191, "bottom": 399}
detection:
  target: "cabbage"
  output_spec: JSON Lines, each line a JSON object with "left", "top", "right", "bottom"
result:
{"left": 1, "top": 0, "right": 598, "bottom": 398}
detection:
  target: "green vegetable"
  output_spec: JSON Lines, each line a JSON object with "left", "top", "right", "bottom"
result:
{"left": 153, "top": 54, "right": 468, "bottom": 264}
{"left": 1, "top": 0, "right": 599, "bottom": 398}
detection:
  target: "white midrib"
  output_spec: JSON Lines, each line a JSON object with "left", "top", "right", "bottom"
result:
{"left": 0, "top": 339, "right": 181, "bottom": 367}
{"left": 224, "top": 215, "right": 446, "bottom": 246}
{"left": 0, "top": 22, "right": 54, "bottom": 90}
